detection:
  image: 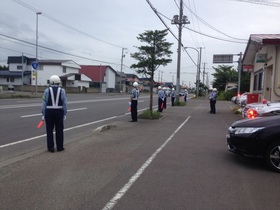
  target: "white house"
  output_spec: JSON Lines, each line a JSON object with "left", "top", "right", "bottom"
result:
{"left": 1, "top": 56, "right": 91, "bottom": 90}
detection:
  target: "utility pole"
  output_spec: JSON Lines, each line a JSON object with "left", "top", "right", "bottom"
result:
{"left": 237, "top": 52, "right": 242, "bottom": 96}
{"left": 171, "top": 0, "right": 190, "bottom": 101}
{"left": 202, "top": 62, "right": 206, "bottom": 85}
{"left": 120, "top": 48, "right": 127, "bottom": 92}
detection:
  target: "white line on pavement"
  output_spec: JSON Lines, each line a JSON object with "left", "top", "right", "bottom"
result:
{"left": 0, "top": 116, "right": 117, "bottom": 149}
{"left": 20, "top": 107, "right": 88, "bottom": 118}
{"left": 102, "top": 116, "right": 191, "bottom": 210}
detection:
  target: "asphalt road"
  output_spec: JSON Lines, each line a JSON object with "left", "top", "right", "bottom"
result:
{"left": 1, "top": 94, "right": 280, "bottom": 210}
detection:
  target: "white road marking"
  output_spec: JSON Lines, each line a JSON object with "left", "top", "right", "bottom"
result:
{"left": 102, "top": 116, "right": 191, "bottom": 210}
{"left": 0, "top": 116, "right": 117, "bottom": 149}
{"left": 20, "top": 107, "right": 88, "bottom": 118}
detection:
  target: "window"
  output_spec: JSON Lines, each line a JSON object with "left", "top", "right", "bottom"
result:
{"left": 63, "top": 66, "right": 66, "bottom": 73}
{"left": 17, "top": 65, "right": 23, "bottom": 70}
{"left": 253, "top": 70, "right": 263, "bottom": 91}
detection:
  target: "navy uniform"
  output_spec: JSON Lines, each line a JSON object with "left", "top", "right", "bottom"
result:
{"left": 209, "top": 88, "right": 217, "bottom": 114}
{"left": 170, "top": 88, "right": 176, "bottom": 106}
{"left": 42, "top": 75, "right": 67, "bottom": 152}
{"left": 130, "top": 82, "right": 139, "bottom": 122}
{"left": 158, "top": 86, "right": 165, "bottom": 112}
{"left": 184, "top": 89, "right": 188, "bottom": 102}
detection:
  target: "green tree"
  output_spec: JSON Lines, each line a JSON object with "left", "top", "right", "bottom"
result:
{"left": 212, "top": 65, "right": 238, "bottom": 91}
{"left": 130, "top": 29, "right": 173, "bottom": 111}
{"left": 0, "top": 65, "right": 8, "bottom": 70}
{"left": 212, "top": 65, "right": 250, "bottom": 99}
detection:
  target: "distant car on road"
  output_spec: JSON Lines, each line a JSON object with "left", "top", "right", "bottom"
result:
{"left": 242, "top": 101, "right": 280, "bottom": 119}
{"left": 226, "top": 115, "right": 280, "bottom": 172}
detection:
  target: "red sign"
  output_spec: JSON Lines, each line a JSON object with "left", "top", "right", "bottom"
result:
{"left": 243, "top": 65, "right": 254, "bottom": 72}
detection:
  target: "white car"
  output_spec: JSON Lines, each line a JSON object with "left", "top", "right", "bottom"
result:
{"left": 242, "top": 101, "right": 280, "bottom": 118}
{"left": 236, "top": 92, "right": 249, "bottom": 107}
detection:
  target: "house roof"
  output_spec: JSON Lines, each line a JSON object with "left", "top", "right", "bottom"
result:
{"left": 7, "top": 56, "right": 35, "bottom": 65}
{"left": 0, "top": 70, "right": 31, "bottom": 77}
{"left": 80, "top": 65, "right": 109, "bottom": 82}
{"left": 243, "top": 34, "right": 280, "bottom": 65}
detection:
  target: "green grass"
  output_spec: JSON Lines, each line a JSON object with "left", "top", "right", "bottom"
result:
{"left": 138, "top": 109, "right": 161, "bottom": 119}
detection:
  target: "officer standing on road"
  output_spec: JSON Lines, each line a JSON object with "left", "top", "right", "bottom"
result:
{"left": 42, "top": 75, "right": 67, "bottom": 152}
{"left": 209, "top": 88, "right": 217, "bottom": 114}
{"left": 184, "top": 89, "right": 188, "bottom": 103}
{"left": 170, "top": 88, "right": 176, "bottom": 106}
{"left": 158, "top": 86, "right": 165, "bottom": 112}
{"left": 130, "top": 82, "right": 139, "bottom": 122}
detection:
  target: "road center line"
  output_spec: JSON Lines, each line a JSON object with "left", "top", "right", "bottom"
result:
{"left": 102, "top": 116, "right": 191, "bottom": 210}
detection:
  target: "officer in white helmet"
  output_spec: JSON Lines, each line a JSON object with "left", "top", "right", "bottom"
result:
{"left": 130, "top": 81, "right": 139, "bottom": 122}
{"left": 157, "top": 86, "right": 165, "bottom": 112}
{"left": 209, "top": 87, "right": 217, "bottom": 114}
{"left": 170, "top": 87, "right": 176, "bottom": 106}
{"left": 41, "top": 75, "right": 67, "bottom": 152}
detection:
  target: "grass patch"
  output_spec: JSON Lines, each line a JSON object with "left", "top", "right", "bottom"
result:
{"left": 174, "top": 101, "right": 186, "bottom": 106}
{"left": 232, "top": 106, "right": 241, "bottom": 114}
{"left": 138, "top": 109, "right": 161, "bottom": 119}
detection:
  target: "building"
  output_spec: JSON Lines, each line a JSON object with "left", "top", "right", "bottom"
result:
{"left": 80, "top": 65, "right": 117, "bottom": 93}
{"left": 242, "top": 34, "right": 280, "bottom": 102}
{"left": 0, "top": 56, "right": 91, "bottom": 92}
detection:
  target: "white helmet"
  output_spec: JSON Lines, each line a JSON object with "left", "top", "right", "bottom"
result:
{"left": 133, "top": 82, "right": 138, "bottom": 87}
{"left": 50, "top": 75, "right": 61, "bottom": 84}
{"left": 213, "top": 88, "right": 217, "bottom": 91}
{"left": 172, "top": 88, "right": 175, "bottom": 90}
{"left": 158, "top": 86, "right": 162, "bottom": 89}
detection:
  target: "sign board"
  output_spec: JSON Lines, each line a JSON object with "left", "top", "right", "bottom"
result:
{"left": 256, "top": 54, "right": 267, "bottom": 63}
{"left": 243, "top": 64, "right": 254, "bottom": 72}
{"left": 32, "top": 62, "right": 39, "bottom": 70}
{"left": 213, "top": 54, "right": 233, "bottom": 63}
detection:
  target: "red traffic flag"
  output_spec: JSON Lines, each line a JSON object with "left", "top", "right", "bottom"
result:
{"left": 37, "top": 120, "right": 44, "bottom": 128}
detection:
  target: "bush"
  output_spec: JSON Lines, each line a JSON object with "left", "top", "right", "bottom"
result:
{"left": 138, "top": 109, "right": 161, "bottom": 119}
{"left": 217, "top": 90, "right": 237, "bottom": 101}
{"left": 174, "top": 101, "right": 186, "bottom": 106}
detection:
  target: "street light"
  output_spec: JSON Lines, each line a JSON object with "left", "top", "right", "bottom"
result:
{"left": 35, "top": 11, "right": 41, "bottom": 96}
{"left": 184, "top": 47, "right": 201, "bottom": 97}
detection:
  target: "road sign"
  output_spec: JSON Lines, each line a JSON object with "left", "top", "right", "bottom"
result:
{"left": 213, "top": 54, "right": 233, "bottom": 63}
{"left": 32, "top": 62, "right": 39, "bottom": 70}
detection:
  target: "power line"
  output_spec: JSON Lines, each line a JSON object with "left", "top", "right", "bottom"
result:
{"left": 0, "top": 33, "right": 120, "bottom": 65}
{"left": 10, "top": 0, "right": 125, "bottom": 49}
{"left": 233, "top": 0, "right": 280, "bottom": 7}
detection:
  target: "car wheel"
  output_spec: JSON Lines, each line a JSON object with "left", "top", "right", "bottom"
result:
{"left": 265, "top": 140, "right": 280, "bottom": 173}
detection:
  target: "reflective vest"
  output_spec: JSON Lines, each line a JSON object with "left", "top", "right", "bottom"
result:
{"left": 46, "top": 86, "right": 63, "bottom": 109}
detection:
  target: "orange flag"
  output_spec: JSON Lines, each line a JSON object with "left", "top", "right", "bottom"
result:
{"left": 37, "top": 120, "right": 44, "bottom": 128}
{"left": 161, "top": 102, "right": 164, "bottom": 109}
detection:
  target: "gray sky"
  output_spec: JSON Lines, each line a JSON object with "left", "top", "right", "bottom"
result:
{"left": 1, "top": 0, "right": 280, "bottom": 87}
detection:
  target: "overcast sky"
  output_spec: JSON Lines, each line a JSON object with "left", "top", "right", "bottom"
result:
{"left": 1, "top": 0, "right": 280, "bottom": 87}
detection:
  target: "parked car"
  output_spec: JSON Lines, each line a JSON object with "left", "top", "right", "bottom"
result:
{"left": 242, "top": 101, "right": 280, "bottom": 119}
{"left": 236, "top": 92, "right": 249, "bottom": 107}
{"left": 226, "top": 115, "right": 280, "bottom": 172}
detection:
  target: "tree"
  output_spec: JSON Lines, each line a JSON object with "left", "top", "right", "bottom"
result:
{"left": 130, "top": 29, "right": 173, "bottom": 112}
{"left": 212, "top": 64, "right": 250, "bottom": 93}
{"left": 212, "top": 65, "right": 238, "bottom": 91}
{"left": 0, "top": 65, "right": 8, "bottom": 70}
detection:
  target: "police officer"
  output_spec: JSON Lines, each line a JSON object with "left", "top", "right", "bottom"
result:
{"left": 170, "top": 88, "right": 176, "bottom": 106}
{"left": 184, "top": 89, "right": 188, "bottom": 103}
{"left": 42, "top": 75, "right": 67, "bottom": 152}
{"left": 158, "top": 86, "right": 165, "bottom": 112}
{"left": 209, "top": 88, "right": 217, "bottom": 114}
{"left": 130, "top": 82, "right": 139, "bottom": 122}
